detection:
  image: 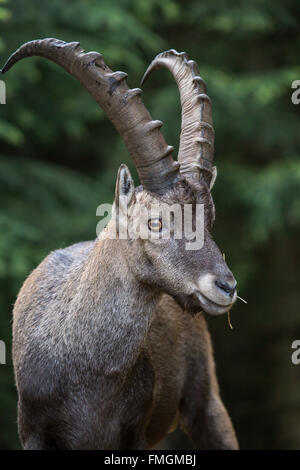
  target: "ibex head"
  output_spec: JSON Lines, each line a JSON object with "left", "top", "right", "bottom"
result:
{"left": 2, "top": 40, "right": 237, "bottom": 315}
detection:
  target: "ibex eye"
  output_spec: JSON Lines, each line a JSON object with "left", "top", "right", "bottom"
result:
{"left": 148, "top": 218, "right": 162, "bottom": 232}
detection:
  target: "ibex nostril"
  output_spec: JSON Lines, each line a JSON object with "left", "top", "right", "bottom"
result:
{"left": 215, "top": 279, "right": 236, "bottom": 297}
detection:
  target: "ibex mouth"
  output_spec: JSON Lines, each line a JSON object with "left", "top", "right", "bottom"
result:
{"left": 195, "top": 290, "right": 235, "bottom": 316}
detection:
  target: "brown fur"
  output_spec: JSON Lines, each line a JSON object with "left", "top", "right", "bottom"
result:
{"left": 13, "top": 167, "right": 238, "bottom": 450}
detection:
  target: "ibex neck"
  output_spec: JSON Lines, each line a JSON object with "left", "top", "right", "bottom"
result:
{"left": 68, "top": 238, "right": 160, "bottom": 375}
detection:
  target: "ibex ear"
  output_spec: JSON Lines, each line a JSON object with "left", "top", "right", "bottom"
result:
{"left": 209, "top": 166, "right": 217, "bottom": 190}
{"left": 115, "top": 164, "right": 136, "bottom": 213}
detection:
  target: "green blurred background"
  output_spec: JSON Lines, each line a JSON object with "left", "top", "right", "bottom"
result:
{"left": 0, "top": 0, "right": 300, "bottom": 450}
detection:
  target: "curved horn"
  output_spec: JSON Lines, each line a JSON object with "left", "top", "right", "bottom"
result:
{"left": 142, "top": 49, "right": 214, "bottom": 184}
{"left": 1, "top": 39, "right": 179, "bottom": 194}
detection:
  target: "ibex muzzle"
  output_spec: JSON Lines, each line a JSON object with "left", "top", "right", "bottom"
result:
{"left": 2, "top": 40, "right": 239, "bottom": 450}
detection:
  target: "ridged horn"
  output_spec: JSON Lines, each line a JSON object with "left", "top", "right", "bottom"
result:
{"left": 1, "top": 39, "right": 180, "bottom": 194}
{"left": 142, "top": 49, "right": 215, "bottom": 184}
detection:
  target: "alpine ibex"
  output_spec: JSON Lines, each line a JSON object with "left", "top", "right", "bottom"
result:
{"left": 2, "top": 39, "right": 239, "bottom": 450}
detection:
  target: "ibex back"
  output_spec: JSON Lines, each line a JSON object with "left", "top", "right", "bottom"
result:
{"left": 2, "top": 40, "right": 239, "bottom": 450}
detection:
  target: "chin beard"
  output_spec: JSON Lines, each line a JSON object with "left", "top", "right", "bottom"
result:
{"left": 171, "top": 292, "right": 203, "bottom": 315}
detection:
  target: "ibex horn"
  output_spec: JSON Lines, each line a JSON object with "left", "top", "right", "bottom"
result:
{"left": 142, "top": 49, "right": 215, "bottom": 186}
{"left": 1, "top": 39, "right": 180, "bottom": 194}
